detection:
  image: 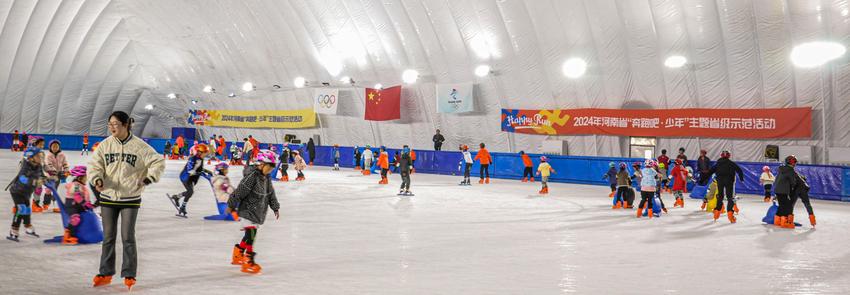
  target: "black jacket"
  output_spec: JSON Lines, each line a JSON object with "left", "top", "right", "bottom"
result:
{"left": 9, "top": 161, "right": 43, "bottom": 200}
{"left": 432, "top": 134, "right": 445, "bottom": 144}
{"left": 229, "top": 168, "right": 279, "bottom": 225}
{"left": 397, "top": 152, "right": 413, "bottom": 173}
{"left": 307, "top": 141, "right": 315, "bottom": 153}
{"left": 697, "top": 156, "right": 711, "bottom": 172}
{"left": 774, "top": 165, "right": 797, "bottom": 195}
{"left": 710, "top": 158, "right": 744, "bottom": 183}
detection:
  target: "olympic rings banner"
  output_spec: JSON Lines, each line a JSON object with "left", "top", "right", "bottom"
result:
{"left": 501, "top": 107, "right": 812, "bottom": 139}
{"left": 187, "top": 109, "right": 316, "bottom": 129}
{"left": 313, "top": 88, "right": 339, "bottom": 114}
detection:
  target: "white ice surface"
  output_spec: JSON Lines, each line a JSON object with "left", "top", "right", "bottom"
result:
{"left": 1, "top": 150, "right": 849, "bottom": 294}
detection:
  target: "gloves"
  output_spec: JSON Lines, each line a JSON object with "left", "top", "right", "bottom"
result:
{"left": 83, "top": 202, "right": 95, "bottom": 210}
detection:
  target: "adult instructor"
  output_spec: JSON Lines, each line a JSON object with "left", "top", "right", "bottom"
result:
{"left": 432, "top": 129, "right": 445, "bottom": 151}
{"left": 90, "top": 111, "right": 165, "bottom": 290}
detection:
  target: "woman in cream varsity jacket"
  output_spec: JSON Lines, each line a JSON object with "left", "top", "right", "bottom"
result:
{"left": 89, "top": 111, "right": 165, "bottom": 290}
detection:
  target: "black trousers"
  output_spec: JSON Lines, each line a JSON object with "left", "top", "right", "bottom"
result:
{"left": 180, "top": 176, "right": 200, "bottom": 202}
{"left": 400, "top": 171, "right": 411, "bottom": 190}
{"left": 763, "top": 184, "right": 773, "bottom": 199}
{"left": 463, "top": 163, "right": 471, "bottom": 179}
{"left": 714, "top": 181, "right": 735, "bottom": 212}
{"left": 480, "top": 164, "right": 490, "bottom": 179}
{"left": 434, "top": 143, "right": 442, "bottom": 151}
{"left": 523, "top": 167, "right": 534, "bottom": 179}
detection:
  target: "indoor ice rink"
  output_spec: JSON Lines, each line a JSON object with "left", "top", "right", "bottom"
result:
{"left": 2, "top": 0, "right": 850, "bottom": 294}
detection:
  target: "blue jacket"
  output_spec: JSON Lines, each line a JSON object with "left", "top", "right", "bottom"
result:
{"left": 640, "top": 168, "right": 658, "bottom": 189}
{"left": 180, "top": 156, "right": 205, "bottom": 183}
{"left": 604, "top": 167, "right": 617, "bottom": 185}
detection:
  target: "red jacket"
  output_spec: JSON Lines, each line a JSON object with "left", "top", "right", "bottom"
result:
{"left": 671, "top": 165, "right": 688, "bottom": 191}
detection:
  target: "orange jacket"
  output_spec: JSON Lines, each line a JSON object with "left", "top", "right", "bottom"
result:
{"left": 176, "top": 136, "right": 184, "bottom": 148}
{"left": 475, "top": 148, "right": 492, "bottom": 165}
{"left": 378, "top": 152, "right": 389, "bottom": 169}
{"left": 521, "top": 154, "right": 532, "bottom": 167}
{"left": 410, "top": 150, "right": 416, "bottom": 161}
{"left": 83, "top": 133, "right": 89, "bottom": 144}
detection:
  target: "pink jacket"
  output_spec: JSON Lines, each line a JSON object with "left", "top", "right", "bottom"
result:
{"left": 65, "top": 182, "right": 91, "bottom": 205}
{"left": 44, "top": 151, "right": 69, "bottom": 179}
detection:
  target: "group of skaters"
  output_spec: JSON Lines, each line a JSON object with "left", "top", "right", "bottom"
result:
{"left": 603, "top": 147, "right": 816, "bottom": 228}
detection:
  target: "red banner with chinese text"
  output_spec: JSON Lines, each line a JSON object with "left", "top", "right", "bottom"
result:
{"left": 500, "top": 108, "right": 812, "bottom": 139}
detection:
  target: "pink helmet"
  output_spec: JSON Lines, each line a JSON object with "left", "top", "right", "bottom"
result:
{"left": 762, "top": 166, "right": 770, "bottom": 172}
{"left": 644, "top": 159, "right": 657, "bottom": 168}
{"left": 215, "top": 162, "right": 230, "bottom": 172}
{"left": 540, "top": 156, "right": 548, "bottom": 162}
{"left": 255, "top": 149, "right": 277, "bottom": 165}
{"left": 70, "top": 166, "right": 87, "bottom": 177}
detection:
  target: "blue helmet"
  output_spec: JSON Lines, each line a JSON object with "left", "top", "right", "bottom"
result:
{"left": 24, "top": 147, "right": 41, "bottom": 159}
{"left": 609, "top": 162, "right": 615, "bottom": 168}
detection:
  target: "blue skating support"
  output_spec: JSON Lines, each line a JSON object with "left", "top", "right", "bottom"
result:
{"left": 762, "top": 202, "right": 778, "bottom": 224}
{"left": 643, "top": 196, "right": 663, "bottom": 217}
{"left": 761, "top": 202, "right": 802, "bottom": 226}
{"left": 689, "top": 184, "right": 708, "bottom": 199}
{"left": 43, "top": 185, "right": 103, "bottom": 244}
{"left": 201, "top": 177, "right": 237, "bottom": 221}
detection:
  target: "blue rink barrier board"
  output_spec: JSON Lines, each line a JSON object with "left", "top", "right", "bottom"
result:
{"left": 2, "top": 133, "right": 848, "bottom": 201}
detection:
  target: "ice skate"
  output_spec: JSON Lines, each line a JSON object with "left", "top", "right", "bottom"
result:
{"left": 612, "top": 201, "right": 621, "bottom": 209}
{"left": 522, "top": 177, "right": 528, "bottom": 183}
{"left": 92, "top": 275, "right": 112, "bottom": 287}
{"left": 485, "top": 177, "right": 490, "bottom": 184}
{"left": 636, "top": 207, "right": 643, "bottom": 218}
{"left": 124, "top": 277, "right": 136, "bottom": 290}
{"left": 529, "top": 177, "right": 534, "bottom": 183}
{"left": 809, "top": 215, "right": 817, "bottom": 227}
{"left": 241, "top": 252, "right": 262, "bottom": 274}
{"left": 647, "top": 208, "right": 654, "bottom": 219}
{"left": 479, "top": 179, "right": 484, "bottom": 184}
{"left": 6, "top": 229, "right": 19, "bottom": 242}
{"left": 25, "top": 226, "right": 39, "bottom": 238}
{"left": 727, "top": 211, "right": 736, "bottom": 223}
{"left": 62, "top": 229, "right": 78, "bottom": 245}
{"left": 712, "top": 210, "right": 721, "bottom": 221}
{"left": 231, "top": 245, "right": 245, "bottom": 265}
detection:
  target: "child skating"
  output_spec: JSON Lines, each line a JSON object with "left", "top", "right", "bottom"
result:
{"left": 670, "top": 159, "right": 688, "bottom": 208}
{"left": 7, "top": 148, "right": 44, "bottom": 241}
{"left": 361, "top": 146, "right": 373, "bottom": 175}
{"left": 211, "top": 163, "right": 238, "bottom": 220}
{"left": 293, "top": 150, "right": 307, "bottom": 181}
{"left": 613, "top": 163, "right": 631, "bottom": 209}
{"left": 61, "top": 166, "right": 94, "bottom": 245}
{"left": 636, "top": 159, "right": 659, "bottom": 219}
{"left": 378, "top": 146, "right": 389, "bottom": 184}
{"left": 169, "top": 144, "right": 212, "bottom": 217}
{"left": 226, "top": 150, "right": 280, "bottom": 274}
{"left": 278, "top": 146, "right": 290, "bottom": 181}
{"left": 536, "top": 156, "right": 555, "bottom": 194}
{"left": 521, "top": 151, "right": 534, "bottom": 182}
{"left": 474, "top": 143, "right": 492, "bottom": 184}
{"left": 332, "top": 144, "right": 341, "bottom": 171}
{"left": 603, "top": 162, "right": 617, "bottom": 198}
{"left": 43, "top": 139, "right": 69, "bottom": 213}
{"left": 397, "top": 146, "right": 413, "bottom": 196}
{"left": 459, "top": 145, "right": 473, "bottom": 185}
{"left": 760, "top": 166, "right": 775, "bottom": 202}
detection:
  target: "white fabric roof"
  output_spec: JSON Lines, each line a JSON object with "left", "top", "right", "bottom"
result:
{"left": 0, "top": 0, "right": 848, "bottom": 162}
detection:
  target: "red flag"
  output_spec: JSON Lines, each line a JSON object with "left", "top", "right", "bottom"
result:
{"left": 365, "top": 86, "right": 401, "bottom": 121}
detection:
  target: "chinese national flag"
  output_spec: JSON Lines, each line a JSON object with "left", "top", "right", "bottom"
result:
{"left": 364, "top": 86, "right": 401, "bottom": 121}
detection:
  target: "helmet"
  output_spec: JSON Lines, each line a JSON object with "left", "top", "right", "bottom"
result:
{"left": 720, "top": 150, "right": 731, "bottom": 158}
{"left": 785, "top": 155, "right": 797, "bottom": 166}
{"left": 762, "top": 166, "right": 770, "bottom": 172}
{"left": 462, "top": 145, "right": 469, "bottom": 151}
{"left": 675, "top": 158, "right": 683, "bottom": 166}
{"left": 23, "top": 148, "right": 41, "bottom": 159}
{"left": 215, "top": 163, "right": 230, "bottom": 172}
{"left": 540, "top": 156, "right": 548, "bottom": 162}
{"left": 619, "top": 162, "right": 627, "bottom": 169}
{"left": 334, "top": 144, "right": 339, "bottom": 147}
{"left": 195, "top": 143, "right": 209, "bottom": 154}
{"left": 609, "top": 162, "right": 615, "bottom": 168}
{"left": 365, "top": 145, "right": 371, "bottom": 148}
{"left": 632, "top": 161, "right": 641, "bottom": 167}
{"left": 700, "top": 149, "right": 707, "bottom": 155}
{"left": 658, "top": 162, "right": 666, "bottom": 169}
{"left": 255, "top": 150, "right": 277, "bottom": 165}
{"left": 70, "top": 166, "right": 87, "bottom": 177}
{"left": 644, "top": 159, "right": 657, "bottom": 168}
